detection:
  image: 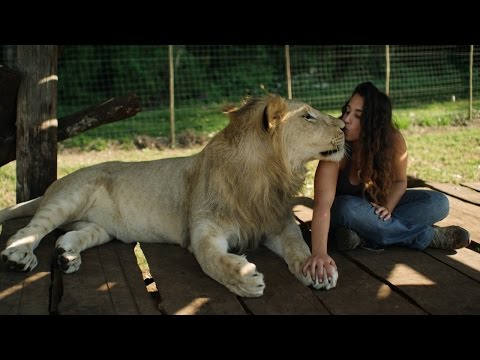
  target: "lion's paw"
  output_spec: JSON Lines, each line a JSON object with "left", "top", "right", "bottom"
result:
{"left": 288, "top": 257, "right": 339, "bottom": 290}
{"left": 311, "top": 267, "right": 339, "bottom": 290}
{"left": 1, "top": 245, "right": 38, "bottom": 271}
{"left": 226, "top": 261, "right": 265, "bottom": 298}
{"left": 55, "top": 247, "right": 82, "bottom": 274}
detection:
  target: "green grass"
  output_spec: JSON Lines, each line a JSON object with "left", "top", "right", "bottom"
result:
{"left": 61, "top": 106, "right": 229, "bottom": 150}
{"left": 403, "top": 126, "right": 480, "bottom": 183}
{"left": 392, "top": 99, "right": 480, "bottom": 128}
{"left": 60, "top": 99, "right": 479, "bottom": 151}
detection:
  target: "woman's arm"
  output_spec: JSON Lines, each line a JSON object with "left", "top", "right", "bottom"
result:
{"left": 302, "top": 159, "right": 340, "bottom": 282}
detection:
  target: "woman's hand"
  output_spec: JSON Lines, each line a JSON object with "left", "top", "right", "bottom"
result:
{"left": 371, "top": 202, "right": 391, "bottom": 221}
{"left": 302, "top": 253, "right": 337, "bottom": 284}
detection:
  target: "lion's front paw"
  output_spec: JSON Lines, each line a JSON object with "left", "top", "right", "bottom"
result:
{"left": 288, "top": 258, "right": 339, "bottom": 290}
{"left": 310, "top": 267, "right": 338, "bottom": 290}
{"left": 225, "top": 259, "right": 265, "bottom": 298}
{"left": 1, "top": 245, "right": 38, "bottom": 271}
{"left": 55, "top": 247, "right": 82, "bottom": 274}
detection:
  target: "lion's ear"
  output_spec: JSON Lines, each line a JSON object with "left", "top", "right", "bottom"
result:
{"left": 263, "top": 95, "right": 288, "bottom": 131}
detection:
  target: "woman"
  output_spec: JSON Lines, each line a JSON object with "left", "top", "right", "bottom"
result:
{"left": 302, "top": 81, "right": 470, "bottom": 284}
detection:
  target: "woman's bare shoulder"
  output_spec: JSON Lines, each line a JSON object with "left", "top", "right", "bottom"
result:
{"left": 392, "top": 129, "right": 407, "bottom": 150}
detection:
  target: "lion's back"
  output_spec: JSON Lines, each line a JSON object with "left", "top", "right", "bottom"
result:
{"left": 43, "top": 155, "right": 199, "bottom": 244}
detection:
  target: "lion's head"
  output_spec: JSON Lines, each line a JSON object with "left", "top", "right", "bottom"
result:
{"left": 201, "top": 95, "right": 345, "bottom": 242}
{"left": 223, "top": 94, "right": 345, "bottom": 173}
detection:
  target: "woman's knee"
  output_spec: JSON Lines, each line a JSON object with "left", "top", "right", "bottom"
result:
{"left": 331, "top": 196, "right": 368, "bottom": 225}
{"left": 428, "top": 191, "right": 449, "bottom": 219}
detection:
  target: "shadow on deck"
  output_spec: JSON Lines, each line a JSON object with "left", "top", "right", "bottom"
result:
{"left": 1, "top": 181, "right": 479, "bottom": 315}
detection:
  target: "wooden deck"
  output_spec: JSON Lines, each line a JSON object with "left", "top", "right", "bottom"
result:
{"left": 1, "top": 181, "right": 479, "bottom": 315}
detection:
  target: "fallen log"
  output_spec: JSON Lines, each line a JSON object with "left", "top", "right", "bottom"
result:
{"left": 0, "top": 93, "right": 142, "bottom": 167}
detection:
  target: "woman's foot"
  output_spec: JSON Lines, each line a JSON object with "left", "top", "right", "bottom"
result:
{"left": 429, "top": 225, "right": 470, "bottom": 249}
{"left": 335, "top": 227, "right": 365, "bottom": 251}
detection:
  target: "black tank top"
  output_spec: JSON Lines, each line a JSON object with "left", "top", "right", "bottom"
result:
{"left": 336, "top": 152, "right": 363, "bottom": 197}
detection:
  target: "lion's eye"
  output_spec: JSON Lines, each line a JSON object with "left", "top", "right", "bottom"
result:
{"left": 303, "top": 112, "right": 317, "bottom": 123}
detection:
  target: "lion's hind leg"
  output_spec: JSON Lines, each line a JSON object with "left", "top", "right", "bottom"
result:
{"left": 191, "top": 233, "right": 265, "bottom": 298}
{"left": 1, "top": 190, "right": 95, "bottom": 272}
{"left": 1, "top": 205, "right": 70, "bottom": 271}
{"left": 55, "top": 221, "right": 113, "bottom": 273}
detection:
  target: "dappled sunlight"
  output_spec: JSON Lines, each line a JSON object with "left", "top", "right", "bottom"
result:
{"left": 38, "top": 74, "right": 58, "bottom": 85}
{"left": 12, "top": 235, "right": 36, "bottom": 245}
{"left": 40, "top": 118, "right": 57, "bottom": 131}
{"left": 96, "top": 282, "right": 117, "bottom": 292}
{"left": 376, "top": 283, "right": 392, "bottom": 300}
{"left": 0, "top": 271, "right": 48, "bottom": 300}
{"left": 240, "top": 262, "right": 256, "bottom": 276}
{"left": 425, "top": 244, "right": 480, "bottom": 279}
{"left": 386, "top": 263, "right": 436, "bottom": 286}
{"left": 174, "top": 297, "right": 210, "bottom": 315}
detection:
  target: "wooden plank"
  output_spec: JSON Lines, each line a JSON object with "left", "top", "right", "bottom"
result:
{"left": 314, "top": 251, "right": 426, "bottom": 315}
{"left": 17, "top": 232, "right": 55, "bottom": 315}
{"left": 0, "top": 219, "right": 28, "bottom": 315}
{"left": 57, "top": 247, "right": 117, "bottom": 315}
{"left": 293, "top": 204, "right": 313, "bottom": 224}
{"left": 348, "top": 247, "right": 480, "bottom": 314}
{"left": 97, "top": 241, "right": 159, "bottom": 315}
{"left": 435, "top": 195, "right": 480, "bottom": 239}
{"left": 141, "top": 243, "right": 247, "bottom": 315}
{"left": 114, "top": 243, "right": 161, "bottom": 315}
{"left": 424, "top": 247, "right": 480, "bottom": 283}
{"left": 426, "top": 194, "right": 480, "bottom": 282}
{"left": 0, "top": 217, "right": 53, "bottom": 315}
{"left": 425, "top": 181, "right": 480, "bottom": 205}
{"left": 461, "top": 182, "right": 480, "bottom": 192}
{"left": 295, "top": 200, "right": 425, "bottom": 314}
{"left": 243, "top": 246, "right": 329, "bottom": 315}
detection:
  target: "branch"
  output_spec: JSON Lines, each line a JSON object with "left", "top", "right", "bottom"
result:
{"left": 0, "top": 93, "right": 142, "bottom": 167}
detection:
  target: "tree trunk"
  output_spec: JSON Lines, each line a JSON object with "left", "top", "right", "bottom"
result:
{"left": 16, "top": 45, "right": 58, "bottom": 203}
{"left": 0, "top": 93, "right": 142, "bottom": 167}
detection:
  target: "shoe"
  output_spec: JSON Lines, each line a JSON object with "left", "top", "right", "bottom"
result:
{"left": 335, "top": 227, "right": 365, "bottom": 251}
{"left": 429, "top": 225, "right": 470, "bottom": 249}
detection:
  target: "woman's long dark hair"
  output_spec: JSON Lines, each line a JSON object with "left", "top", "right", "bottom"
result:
{"left": 341, "top": 82, "right": 396, "bottom": 205}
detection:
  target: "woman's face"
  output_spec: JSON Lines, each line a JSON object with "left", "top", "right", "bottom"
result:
{"left": 342, "top": 93, "right": 363, "bottom": 142}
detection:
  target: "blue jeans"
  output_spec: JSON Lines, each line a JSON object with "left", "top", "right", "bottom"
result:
{"left": 330, "top": 189, "right": 449, "bottom": 250}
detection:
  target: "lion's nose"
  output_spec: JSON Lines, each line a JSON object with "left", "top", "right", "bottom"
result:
{"left": 325, "top": 115, "right": 344, "bottom": 128}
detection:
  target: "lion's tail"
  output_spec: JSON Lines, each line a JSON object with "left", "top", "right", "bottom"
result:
{"left": 0, "top": 197, "right": 42, "bottom": 224}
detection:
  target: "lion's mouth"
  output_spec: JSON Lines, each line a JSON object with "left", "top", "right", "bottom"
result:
{"left": 320, "top": 148, "right": 341, "bottom": 156}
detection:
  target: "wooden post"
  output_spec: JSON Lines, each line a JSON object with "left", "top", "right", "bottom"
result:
{"left": 385, "top": 45, "right": 390, "bottom": 96}
{"left": 285, "top": 45, "right": 292, "bottom": 100}
{"left": 168, "top": 45, "right": 175, "bottom": 148}
{"left": 16, "top": 45, "right": 58, "bottom": 203}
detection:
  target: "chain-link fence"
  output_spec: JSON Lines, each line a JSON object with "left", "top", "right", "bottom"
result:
{"left": 2, "top": 45, "right": 478, "bottom": 141}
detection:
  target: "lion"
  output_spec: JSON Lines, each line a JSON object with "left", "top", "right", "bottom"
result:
{"left": 0, "top": 94, "right": 345, "bottom": 297}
